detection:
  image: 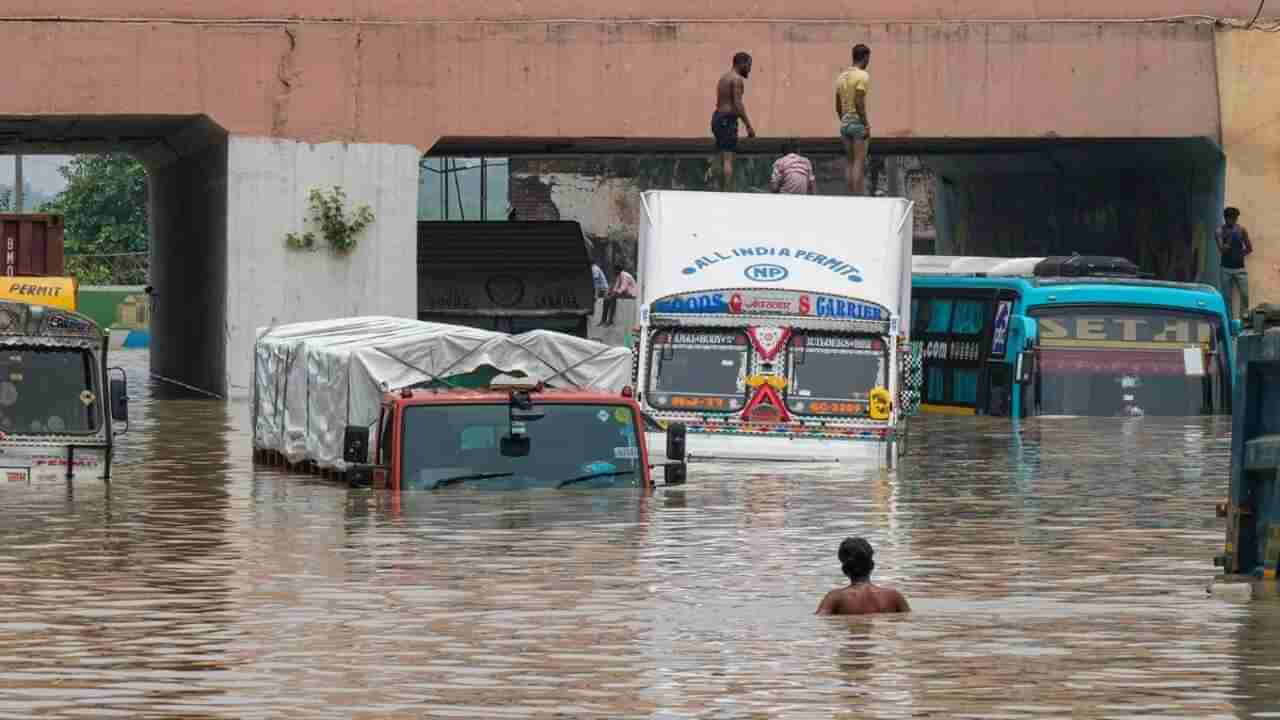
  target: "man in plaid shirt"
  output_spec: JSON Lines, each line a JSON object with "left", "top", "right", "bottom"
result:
{"left": 769, "top": 140, "right": 817, "bottom": 195}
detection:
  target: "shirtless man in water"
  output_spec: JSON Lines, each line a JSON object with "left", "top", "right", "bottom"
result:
{"left": 816, "top": 537, "right": 910, "bottom": 615}
{"left": 711, "top": 52, "right": 756, "bottom": 192}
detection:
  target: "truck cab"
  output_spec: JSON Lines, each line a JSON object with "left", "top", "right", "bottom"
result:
{"left": 342, "top": 382, "right": 687, "bottom": 492}
{"left": 0, "top": 276, "right": 129, "bottom": 482}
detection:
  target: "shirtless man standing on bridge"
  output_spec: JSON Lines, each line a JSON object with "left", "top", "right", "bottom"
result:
{"left": 711, "top": 52, "right": 756, "bottom": 192}
{"left": 816, "top": 537, "right": 910, "bottom": 615}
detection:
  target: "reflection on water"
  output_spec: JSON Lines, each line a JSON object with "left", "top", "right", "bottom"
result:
{"left": 0, "top": 350, "right": 1269, "bottom": 717}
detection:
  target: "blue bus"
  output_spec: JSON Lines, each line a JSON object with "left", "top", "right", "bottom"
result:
{"left": 911, "top": 256, "right": 1236, "bottom": 418}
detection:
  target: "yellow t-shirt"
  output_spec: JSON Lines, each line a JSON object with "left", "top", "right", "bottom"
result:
{"left": 836, "top": 67, "right": 870, "bottom": 123}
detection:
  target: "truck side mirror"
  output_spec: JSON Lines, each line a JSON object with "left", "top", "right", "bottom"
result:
{"left": 347, "top": 464, "right": 374, "bottom": 487}
{"left": 663, "top": 422, "right": 687, "bottom": 486}
{"left": 109, "top": 377, "right": 128, "bottom": 422}
{"left": 343, "top": 425, "right": 369, "bottom": 464}
{"left": 1015, "top": 350, "right": 1036, "bottom": 384}
{"left": 666, "top": 422, "right": 687, "bottom": 461}
{"left": 664, "top": 462, "right": 687, "bottom": 486}
{"left": 501, "top": 434, "right": 531, "bottom": 457}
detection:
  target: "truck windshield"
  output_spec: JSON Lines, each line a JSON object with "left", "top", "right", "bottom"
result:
{"left": 0, "top": 347, "right": 99, "bottom": 434}
{"left": 786, "top": 333, "right": 886, "bottom": 417}
{"left": 400, "top": 403, "right": 643, "bottom": 491}
{"left": 646, "top": 329, "right": 748, "bottom": 413}
{"left": 1034, "top": 307, "right": 1228, "bottom": 416}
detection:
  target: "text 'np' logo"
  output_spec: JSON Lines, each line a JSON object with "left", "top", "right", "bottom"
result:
{"left": 744, "top": 263, "right": 788, "bottom": 283}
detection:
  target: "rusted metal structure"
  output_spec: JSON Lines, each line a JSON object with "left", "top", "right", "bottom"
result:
{"left": 0, "top": 214, "right": 64, "bottom": 277}
{"left": 1218, "top": 310, "right": 1280, "bottom": 578}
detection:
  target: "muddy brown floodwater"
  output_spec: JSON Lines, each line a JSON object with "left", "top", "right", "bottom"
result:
{"left": 0, "top": 349, "right": 1274, "bottom": 718}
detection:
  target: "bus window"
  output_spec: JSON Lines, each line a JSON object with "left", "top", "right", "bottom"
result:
{"left": 1033, "top": 307, "right": 1227, "bottom": 416}
{"left": 646, "top": 329, "right": 749, "bottom": 413}
{"left": 918, "top": 296, "right": 990, "bottom": 411}
{"left": 786, "top": 333, "right": 885, "bottom": 417}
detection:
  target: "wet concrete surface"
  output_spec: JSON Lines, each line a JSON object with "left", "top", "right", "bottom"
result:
{"left": 0, "top": 349, "right": 1272, "bottom": 718}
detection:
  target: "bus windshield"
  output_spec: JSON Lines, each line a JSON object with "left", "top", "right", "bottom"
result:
{"left": 1033, "top": 307, "right": 1227, "bottom": 416}
{"left": 787, "top": 333, "right": 885, "bottom": 416}
{"left": 400, "top": 403, "right": 643, "bottom": 491}
{"left": 0, "top": 347, "right": 99, "bottom": 434}
{"left": 646, "top": 329, "right": 748, "bottom": 413}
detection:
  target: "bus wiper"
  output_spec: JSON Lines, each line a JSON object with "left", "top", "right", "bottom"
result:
{"left": 431, "top": 472, "right": 514, "bottom": 489}
{"left": 556, "top": 470, "right": 636, "bottom": 489}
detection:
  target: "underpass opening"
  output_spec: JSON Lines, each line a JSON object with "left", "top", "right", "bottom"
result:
{"left": 429, "top": 136, "right": 1224, "bottom": 287}
{"left": 0, "top": 115, "right": 229, "bottom": 398}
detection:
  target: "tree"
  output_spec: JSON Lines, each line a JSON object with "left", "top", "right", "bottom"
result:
{"left": 41, "top": 154, "right": 149, "bottom": 285}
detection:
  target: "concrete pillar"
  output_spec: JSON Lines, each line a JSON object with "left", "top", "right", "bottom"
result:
{"left": 145, "top": 121, "right": 229, "bottom": 398}
{"left": 1218, "top": 30, "right": 1280, "bottom": 308}
{"left": 223, "top": 137, "right": 421, "bottom": 397}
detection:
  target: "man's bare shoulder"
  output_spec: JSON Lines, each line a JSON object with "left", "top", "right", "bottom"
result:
{"left": 878, "top": 585, "right": 910, "bottom": 612}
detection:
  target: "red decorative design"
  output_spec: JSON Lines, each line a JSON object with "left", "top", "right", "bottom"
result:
{"left": 729, "top": 293, "right": 743, "bottom": 314}
{"left": 746, "top": 326, "right": 792, "bottom": 362}
{"left": 742, "top": 383, "right": 791, "bottom": 423}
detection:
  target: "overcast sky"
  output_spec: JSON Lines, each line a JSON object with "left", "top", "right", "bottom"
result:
{"left": 0, "top": 155, "right": 72, "bottom": 198}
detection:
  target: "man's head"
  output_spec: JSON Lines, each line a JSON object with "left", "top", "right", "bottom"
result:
{"left": 781, "top": 139, "right": 799, "bottom": 156}
{"left": 1225, "top": 207, "right": 1241, "bottom": 224}
{"left": 852, "top": 44, "right": 871, "bottom": 68}
{"left": 733, "top": 51, "right": 753, "bottom": 78}
{"left": 613, "top": 262, "right": 626, "bottom": 274}
{"left": 838, "top": 537, "right": 875, "bottom": 581}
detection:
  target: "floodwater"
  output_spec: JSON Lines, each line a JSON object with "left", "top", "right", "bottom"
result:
{"left": 0, "top": 350, "right": 1274, "bottom": 719}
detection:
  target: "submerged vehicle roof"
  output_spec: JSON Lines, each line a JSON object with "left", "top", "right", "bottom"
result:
{"left": 253, "top": 316, "right": 635, "bottom": 471}
{"left": 393, "top": 384, "right": 635, "bottom": 405}
{"left": 912, "top": 255, "right": 1220, "bottom": 295}
{"left": 0, "top": 276, "right": 78, "bottom": 313}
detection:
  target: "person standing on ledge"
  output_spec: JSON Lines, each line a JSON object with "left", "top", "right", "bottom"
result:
{"left": 816, "top": 537, "right": 910, "bottom": 615}
{"left": 712, "top": 51, "right": 756, "bottom": 192}
{"left": 836, "top": 44, "right": 872, "bottom": 195}
{"left": 1217, "top": 206, "right": 1253, "bottom": 320}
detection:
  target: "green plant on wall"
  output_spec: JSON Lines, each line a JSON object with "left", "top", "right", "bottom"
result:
{"left": 285, "top": 186, "right": 375, "bottom": 254}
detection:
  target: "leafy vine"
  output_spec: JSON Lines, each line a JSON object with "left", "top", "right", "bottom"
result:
{"left": 285, "top": 186, "right": 375, "bottom": 254}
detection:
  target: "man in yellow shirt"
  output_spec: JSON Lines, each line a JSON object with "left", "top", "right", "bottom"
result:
{"left": 835, "top": 44, "right": 871, "bottom": 195}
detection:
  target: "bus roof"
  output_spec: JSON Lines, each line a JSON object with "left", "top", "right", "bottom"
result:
{"left": 913, "top": 265, "right": 1228, "bottom": 317}
{"left": 911, "top": 255, "right": 1045, "bottom": 277}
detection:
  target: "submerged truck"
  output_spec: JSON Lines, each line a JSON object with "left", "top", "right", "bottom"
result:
{"left": 633, "top": 190, "right": 915, "bottom": 464}
{"left": 252, "top": 317, "right": 686, "bottom": 491}
{"left": 0, "top": 276, "right": 129, "bottom": 482}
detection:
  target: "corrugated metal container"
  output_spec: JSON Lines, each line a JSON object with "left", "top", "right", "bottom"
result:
{"left": 417, "top": 221, "right": 594, "bottom": 337}
{"left": 0, "top": 214, "right": 64, "bottom": 277}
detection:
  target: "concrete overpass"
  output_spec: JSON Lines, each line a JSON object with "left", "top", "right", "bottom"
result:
{"left": 0, "top": 1, "right": 1274, "bottom": 395}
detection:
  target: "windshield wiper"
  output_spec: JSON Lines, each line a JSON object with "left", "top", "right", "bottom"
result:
{"left": 430, "top": 472, "right": 514, "bottom": 489}
{"left": 556, "top": 470, "right": 636, "bottom": 489}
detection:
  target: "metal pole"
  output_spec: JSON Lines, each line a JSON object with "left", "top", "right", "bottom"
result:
{"left": 885, "top": 156, "right": 902, "bottom": 198}
{"left": 481, "top": 158, "right": 487, "bottom": 221}
{"left": 452, "top": 159, "right": 465, "bottom": 221}
{"left": 442, "top": 158, "right": 450, "bottom": 221}
{"left": 13, "top": 155, "right": 23, "bottom": 212}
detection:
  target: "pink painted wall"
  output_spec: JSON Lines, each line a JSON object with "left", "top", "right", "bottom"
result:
{"left": 0, "top": 1, "right": 1262, "bottom": 21}
{"left": 0, "top": 16, "right": 1222, "bottom": 150}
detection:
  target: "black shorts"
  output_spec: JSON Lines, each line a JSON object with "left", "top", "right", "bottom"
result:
{"left": 711, "top": 111, "right": 739, "bottom": 151}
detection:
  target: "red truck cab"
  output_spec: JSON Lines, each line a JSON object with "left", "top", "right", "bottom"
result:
{"left": 342, "top": 382, "right": 687, "bottom": 492}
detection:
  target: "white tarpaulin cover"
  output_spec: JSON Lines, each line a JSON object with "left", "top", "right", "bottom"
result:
{"left": 252, "top": 316, "right": 635, "bottom": 470}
